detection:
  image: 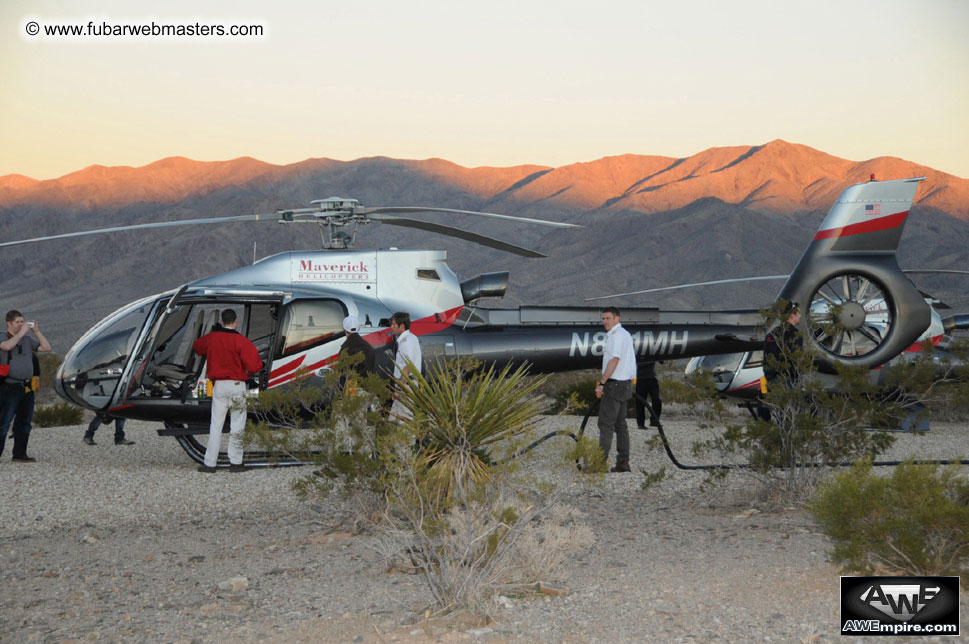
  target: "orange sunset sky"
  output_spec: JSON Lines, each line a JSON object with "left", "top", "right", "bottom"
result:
{"left": 2, "top": 0, "right": 968, "bottom": 180}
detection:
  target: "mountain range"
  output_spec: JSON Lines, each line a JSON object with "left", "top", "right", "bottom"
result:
{"left": 2, "top": 139, "right": 968, "bottom": 352}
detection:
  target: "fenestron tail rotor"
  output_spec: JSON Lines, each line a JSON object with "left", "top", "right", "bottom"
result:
{"left": 0, "top": 197, "right": 579, "bottom": 257}
{"left": 807, "top": 273, "right": 893, "bottom": 359}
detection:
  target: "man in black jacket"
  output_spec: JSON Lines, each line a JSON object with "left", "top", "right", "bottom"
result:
{"left": 763, "top": 301, "right": 803, "bottom": 388}
{"left": 635, "top": 361, "right": 662, "bottom": 428}
{"left": 339, "top": 316, "right": 375, "bottom": 376}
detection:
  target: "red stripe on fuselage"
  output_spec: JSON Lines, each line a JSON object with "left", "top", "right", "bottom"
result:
{"left": 904, "top": 334, "right": 943, "bottom": 353}
{"left": 728, "top": 379, "right": 761, "bottom": 392}
{"left": 269, "top": 355, "right": 305, "bottom": 379}
{"left": 813, "top": 211, "right": 908, "bottom": 241}
{"left": 266, "top": 306, "right": 465, "bottom": 389}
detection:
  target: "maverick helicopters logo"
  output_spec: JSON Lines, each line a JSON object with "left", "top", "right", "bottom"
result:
{"left": 292, "top": 258, "right": 374, "bottom": 283}
{"left": 840, "top": 576, "right": 959, "bottom": 636}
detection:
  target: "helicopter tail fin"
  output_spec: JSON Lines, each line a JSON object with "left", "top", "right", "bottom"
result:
{"left": 777, "top": 176, "right": 930, "bottom": 370}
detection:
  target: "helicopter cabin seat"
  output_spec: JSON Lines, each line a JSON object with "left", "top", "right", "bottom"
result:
{"left": 147, "top": 309, "right": 220, "bottom": 395}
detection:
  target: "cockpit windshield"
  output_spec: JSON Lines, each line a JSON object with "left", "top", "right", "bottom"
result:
{"left": 694, "top": 352, "right": 744, "bottom": 375}
{"left": 57, "top": 295, "right": 158, "bottom": 409}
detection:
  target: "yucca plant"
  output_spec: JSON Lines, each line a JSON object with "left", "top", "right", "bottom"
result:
{"left": 393, "top": 358, "right": 546, "bottom": 509}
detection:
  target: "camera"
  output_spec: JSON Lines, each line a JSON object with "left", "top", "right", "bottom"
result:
{"left": 27, "top": 321, "right": 35, "bottom": 328}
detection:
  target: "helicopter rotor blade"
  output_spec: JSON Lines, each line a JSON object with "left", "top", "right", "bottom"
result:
{"left": 903, "top": 269, "right": 969, "bottom": 276}
{"left": 0, "top": 213, "right": 277, "bottom": 248}
{"left": 361, "top": 206, "right": 580, "bottom": 229}
{"left": 372, "top": 216, "right": 547, "bottom": 258}
{"left": 585, "top": 275, "right": 791, "bottom": 301}
{"left": 583, "top": 269, "right": 969, "bottom": 303}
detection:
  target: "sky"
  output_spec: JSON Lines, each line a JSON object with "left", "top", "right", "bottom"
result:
{"left": 2, "top": 0, "right": 968, "bottom": 180}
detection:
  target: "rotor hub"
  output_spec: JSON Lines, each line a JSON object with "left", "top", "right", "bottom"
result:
{"left": 836, "top": 301, "right": 867, "bottom": 331}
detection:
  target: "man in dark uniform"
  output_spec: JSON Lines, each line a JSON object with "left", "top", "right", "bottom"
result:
{"left": 763, "top": 301, "right": 803, "bottom": 389}
{"left": 338, "top": 315, "right": 375, "bottom": 376}
{"left": 759, "top": 301, "right": 803, "bottom": 422}
{"left": 635, "top": 361, "right": 662, "bottom": 428}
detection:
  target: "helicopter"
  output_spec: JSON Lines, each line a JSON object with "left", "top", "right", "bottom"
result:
{"left": 683, "top": 290, "right": 969, "bottom": 428}
{"left": 0, "top": 176, "right": 941, "bottom": 465}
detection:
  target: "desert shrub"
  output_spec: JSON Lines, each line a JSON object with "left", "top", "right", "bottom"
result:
{"left": 246, "top": 356, "right": 396, "bottom": 506}
{"left": 810, "top": 459, "right": 969, "bottom": 584}
{"left": 393, "top": 357, "right": 548, "bottom": 510}
{"left": 679, "top": 301, "right": 940, "bottom": 501}
{"left": 37, "top": 352, "right": 62, "bottom": 389}
{"left": 247, "top": 355, "right": 594, "bottom": 616}
{"left": 33, "top": 402, "right": 84, "bottom": 427}
{"left": 565, "top": 434, "right": 608, "bottom": 474}
{"left": 920, "top": 338, "right": 969, "bottom": 422}
{"left": 386, "top": 472, "right": 592, "bottom": 614}
{"left": 547, "top": 373, "right": 599, "bottom": 415}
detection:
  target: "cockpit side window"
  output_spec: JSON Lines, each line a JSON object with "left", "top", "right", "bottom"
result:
{"left": 245, "top": 303, "right": 277, "bottom": 363}
{"left": 277, "top": 300, "right": 346, "bottom": 357}
{"left": 743, "top": 350, "right": 764, "bottom": 369}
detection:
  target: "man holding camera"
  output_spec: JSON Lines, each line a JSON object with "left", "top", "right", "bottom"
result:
{"left": 1, "top": 310, "right": 52, "bottom": 462}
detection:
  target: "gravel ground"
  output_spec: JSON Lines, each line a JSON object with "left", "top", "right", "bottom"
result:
{"left": 1, "top": 414, "right": 966, "bottom": 643}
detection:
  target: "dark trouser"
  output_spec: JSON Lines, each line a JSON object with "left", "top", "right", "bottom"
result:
{"left": 0, "top": 381, "right": 35, "bottom": 459}
{"left": 598, "top": 380, "right": 633, "bottom": 463}
{"left": 85, "top": 416, "right": 127, "bottom": 442}
{"left": 635, "top": 377, "right": 662, "bottom": 427}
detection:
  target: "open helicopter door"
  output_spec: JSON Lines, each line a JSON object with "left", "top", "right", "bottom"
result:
{"left": 114, "top": 292, "right": 283, "bottom": 408}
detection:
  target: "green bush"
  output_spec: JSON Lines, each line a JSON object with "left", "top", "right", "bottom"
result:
{"left": 684, "top": 301, "right": 913, "bottom": 501}
{"left": 549, "top": 374, "right": 599, "bottom": 415}
{"left": 810, "top": 459, "right": 969, "bottom": 585}
{"left": 37, "top": 352, "right": 63, "bottom": 389}
{"left": 33, "top": 402, "right": 84, "bottom": 427}
{"left": 394, "top": 357, "right": 547, "bottom": 510}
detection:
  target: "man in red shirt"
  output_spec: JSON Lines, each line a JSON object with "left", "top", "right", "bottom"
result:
{"left": 192, "top": 309, "right": 263, "bottom": 472}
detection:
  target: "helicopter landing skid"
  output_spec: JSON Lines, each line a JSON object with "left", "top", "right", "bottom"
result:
{"left": 159, "top": 421, "right": 307, "bottom": 469}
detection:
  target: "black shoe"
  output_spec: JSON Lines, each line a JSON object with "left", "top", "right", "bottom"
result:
{"left": 12, "top": 456, "right": 36, "bottom": 463}
{"left": 197, "top": 465, "right": 217, "bottom": 473}
{"left": 228, "top": 463, "right": 248, "bottom": 472}
{"left": 649, "top": 421, "right": 660, "bottom": 428}
{"left": 610, "top": 461, "right": 631, "bottom": 473}
{"left": 636, "top": 424, "right": 646, "bottom": 429}
{"left": 83, "top": 436, "right": 97, "bottom": 446}
{"left": 115, "top": 439, "right": 135, "bottom": 445}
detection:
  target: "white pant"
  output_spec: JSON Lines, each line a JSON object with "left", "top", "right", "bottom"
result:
{"left": 389, "top": 397, "right": 413, "bottom": 423}
{"left": 204, "top": 380, "right": 247, "bottom": 467}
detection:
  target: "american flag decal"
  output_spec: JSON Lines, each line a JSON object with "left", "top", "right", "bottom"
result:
{"left": 864, "top": 203, "right": 882, "bottom": 216}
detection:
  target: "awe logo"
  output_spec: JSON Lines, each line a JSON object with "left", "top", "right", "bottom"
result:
{"left": 841, "top": 576, "right": 960, "bottom": 636}
{"left": 859, "top": 583, "right": 939, "bottom": 621}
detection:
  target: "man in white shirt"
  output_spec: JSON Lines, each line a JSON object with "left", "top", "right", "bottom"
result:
{"left": 595, "top": 307, "right": 637, "bottom": 472}
{"left": 389, "top": 311, "right": 422, "bottom": 421}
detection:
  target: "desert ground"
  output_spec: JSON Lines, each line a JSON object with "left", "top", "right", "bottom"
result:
{"left": 1, "top": 412, "right": 966, "bottom": 643}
